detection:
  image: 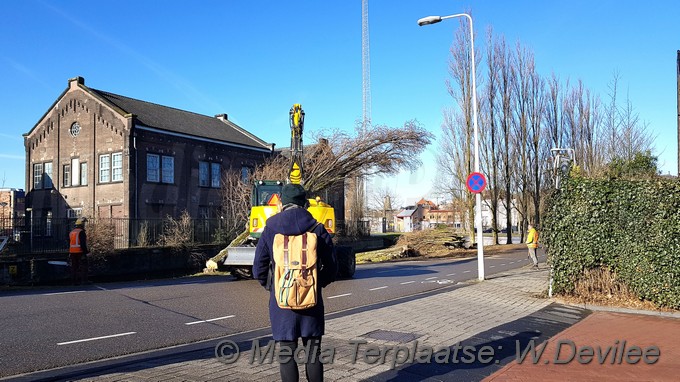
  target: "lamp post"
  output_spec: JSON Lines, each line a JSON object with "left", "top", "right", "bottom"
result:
{"left": 418, "top": 13, "right": 485, "bottom": 280}
{"left": 26, "top": 207, "right": 33, "bottom": 252}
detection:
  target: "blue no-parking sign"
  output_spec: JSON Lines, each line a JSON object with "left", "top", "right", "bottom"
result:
{"left": 466, "top": 172, "right": 487, "bottom": 193}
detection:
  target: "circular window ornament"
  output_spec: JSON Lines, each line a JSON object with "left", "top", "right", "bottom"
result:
{"left": 69, "top": 122, "right": 81, "bottom": 137}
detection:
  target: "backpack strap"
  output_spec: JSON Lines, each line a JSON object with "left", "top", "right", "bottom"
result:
{"left": 301, "top": 234, "right": 308, "bottom": 277}
{"left": 283, "top": 236, "right": 290, "bottom": 271}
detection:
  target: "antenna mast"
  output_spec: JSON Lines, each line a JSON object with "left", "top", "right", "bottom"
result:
{"left": 362, "top": 0, "right": 371, "bottom": 131}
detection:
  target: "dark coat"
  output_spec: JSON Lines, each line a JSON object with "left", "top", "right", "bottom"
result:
{"left": 253, "top": 206, "right": 337, "bottom": 341}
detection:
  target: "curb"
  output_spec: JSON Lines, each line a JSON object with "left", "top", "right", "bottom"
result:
{"left": 552, "top": 298, "right": 680, "bottom": 318}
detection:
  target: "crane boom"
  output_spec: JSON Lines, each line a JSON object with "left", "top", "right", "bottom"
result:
{"left": 289, "top": 104, "right": 305, "bottom": 185}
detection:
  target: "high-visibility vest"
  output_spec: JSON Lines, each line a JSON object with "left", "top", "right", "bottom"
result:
{"left": 526, "top": 228, "right": 539, "bottom": 249}
{"left": 69, "top": 228, "right": 85, "bottom": 254}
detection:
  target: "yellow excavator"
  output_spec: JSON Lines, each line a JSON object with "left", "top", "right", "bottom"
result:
{"left": 219, "top": 104, "right": 356, "bottom": 279}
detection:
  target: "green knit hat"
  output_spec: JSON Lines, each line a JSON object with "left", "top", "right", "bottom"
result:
{"left": 281, "top": 184, "right": 307, "bottom": 206}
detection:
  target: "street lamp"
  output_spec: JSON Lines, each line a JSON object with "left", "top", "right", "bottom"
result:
{"left": 418, "top": 13, "right": 485, "bottom": 280}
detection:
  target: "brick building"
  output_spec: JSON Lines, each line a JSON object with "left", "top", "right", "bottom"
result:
{"left": 0, "top": 188, "right": 25, "bottom": 239}
{"left": 24, "top": 76, "right": 274, "bottom": 223}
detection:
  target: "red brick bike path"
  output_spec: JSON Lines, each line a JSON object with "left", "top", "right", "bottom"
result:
{"left": 483, "top": 311, "right": 680, "bottom": 382}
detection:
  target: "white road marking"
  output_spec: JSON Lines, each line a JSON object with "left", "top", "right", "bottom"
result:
{"left": 424, "top": 276, "right": 438, "bottom": 280}
{"left": 490, "top": 265, "right": 496, "bottom": 268}
{"left": 42, "top": 291, "right": 87, "bottom": 296}
{"left": 369, "top": 286, "right": 388, "bottom": 291}
{"left": 180, "top": 281, "right": 208, "bottom": 284}
{"left": 463, "top": 270, "right": 471, "bottom": 273}
{"left": 58, "top": 332, "right": 136, "bottom": 345}
{"left": 446, "top": 273, "right": 456, "bottom": 276}
{"left": 500, "top": 263, "right": 507, "bottom": 266}
{"left": 95, "top": 285, "right": 108, "bottom": 291}
{"left": 400, "top": 281, "right": 415, "bottom": 285}
{"left": 185, "top": 315, "right": 235, "bottom": 325}
{"left": 376, "top": 267, "right": 419, "bottom": 274}
{"left": 328, "top": 293, "right": 352, "bottom": 299}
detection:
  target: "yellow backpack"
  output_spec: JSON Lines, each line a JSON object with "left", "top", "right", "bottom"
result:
{"left": 272, "top": 230, "right": 319, "bottom": 310}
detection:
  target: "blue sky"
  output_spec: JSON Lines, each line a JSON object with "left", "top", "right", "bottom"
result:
{"left": 1, "top": 1, "right": 678, "bottom": 204}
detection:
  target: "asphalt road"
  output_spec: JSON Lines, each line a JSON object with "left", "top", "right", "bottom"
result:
{"left": 0, "top": 247, "right": 541, "bottom": 378}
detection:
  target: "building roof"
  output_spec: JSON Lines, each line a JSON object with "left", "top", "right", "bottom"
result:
{"left": 396, "top": 208, "right": 416, "bottom": 218}
{"left": 89, "top": 88, "right": 273, "bottom": 152}
{"left": 416, "top": 198, "right": 438, "bottom": 209}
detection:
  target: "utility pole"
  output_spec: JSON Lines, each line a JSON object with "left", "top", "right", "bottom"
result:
{"left": 348, "top": 0, "right": 371, "bottom": 234}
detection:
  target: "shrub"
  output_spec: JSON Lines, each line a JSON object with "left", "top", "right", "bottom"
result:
{"left": 159, "top": 210, "right": 194, "bottom": 251}
{"left": 86, "top": 220, "right": 116, "bottom": 272}
{"left": 543, "top": 176, "right": 680, "bottom": 309}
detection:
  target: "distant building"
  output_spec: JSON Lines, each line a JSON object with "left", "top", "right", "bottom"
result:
{"left": 23, "top": 76, "right": 275, "bottom": 223}
{"left": 0, "top": 188, "right": 25, "bottom": 239}
{"left": 395, "top": 204, "right": 425, "bottom": 232}
{"left": 394, "top": 197, "right": 519, "bottom": 233}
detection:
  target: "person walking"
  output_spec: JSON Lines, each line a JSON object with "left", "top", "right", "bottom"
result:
{"left": 69, "top": 217, "right": 89, "bottom": 284}
{"left": 253, "top": 183, "right": 337, "bottom": 382}
{"left": 526, "top": 223, "right": 539, "bottom": 269}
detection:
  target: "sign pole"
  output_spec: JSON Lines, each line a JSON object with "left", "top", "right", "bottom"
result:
{"left": 466, "top": 172, "right": 487, "bottom": 281}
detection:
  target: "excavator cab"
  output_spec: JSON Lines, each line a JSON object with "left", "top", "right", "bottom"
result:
{"left": 249, "top": 180, "right": 283, "bottom": 238}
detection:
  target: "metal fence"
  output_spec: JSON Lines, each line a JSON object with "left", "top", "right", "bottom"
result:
{"left": 0, "top": 217, "right": 227, "bottom": 256}
{"left": 1, "top": 216, "right": 372, "bottom": 256}
{"left": 337, "top": 220, "right": 371, "bottom": 238}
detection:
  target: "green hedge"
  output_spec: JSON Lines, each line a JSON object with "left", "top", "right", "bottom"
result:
{"left": 543, "top": 176, "right": 680, "bottom": 309}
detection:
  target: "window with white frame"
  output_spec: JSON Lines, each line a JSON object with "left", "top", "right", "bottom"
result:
{"left": 80, "top": 162, "right": 88, "bottom": 186}
{"left": 99, "top": 152, "right": 122, "bottom": 183}
{"left": 43, "top": 162, "right": 53, "bottom": 189}
{"left": 63, "top": 164, "right": 70, "bottom": 187}
{"left": 99, "top": 154, "right": 111, "bottom": 183}
{"left": 112, "top": 153, "right": 123, "bottom": 182}
{"left": 33, "top": 163, "right": 43, "bottom": 190}
{"left": 67, "top": 208, "right": 82, "bottom": 218}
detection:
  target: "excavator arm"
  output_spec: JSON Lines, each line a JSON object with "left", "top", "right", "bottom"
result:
{"left": 288, "top": 104, "right": 305, "bottom": 185}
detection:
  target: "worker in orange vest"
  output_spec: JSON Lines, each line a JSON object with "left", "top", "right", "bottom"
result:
{"left": 526, "top": 224, "right": 539, "bottom": 269}
{"left": 69, "top": 217, "right": 89, "bottom": 284}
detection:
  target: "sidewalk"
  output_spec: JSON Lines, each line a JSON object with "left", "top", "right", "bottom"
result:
{"left": 7, "top": 264, "right": 679, "bottom": 382}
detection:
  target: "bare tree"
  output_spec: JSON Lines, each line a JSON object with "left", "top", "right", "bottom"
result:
{"left": 436, "top": 15, "right": 481, "bottom": 241}
{"left": 252, "top": 122, "right": 432, "bottom": 194}
{"left": 562, "top": 80, "right": 603, "bottom": 175}
{"left": 479, "top": 26, "right": 502, "bottom": 244}
{"left": 218, "top": 170, "right": 252, "bottom": 242}
{"left": 511, "top": 42, "right": 532, "bottom": 240}
{"left": 222, "top": 121, "right": 433, "bottom": 235}
{"left": 525, "top": 55, "right": 547, "bottom": 226}
{"left": 602, "top": 73, "right": 655, "bottom": 163}
{"left": 497, "top": 35, "right": 515, "bottom": 244}
{"left": 295, "top": 121, "right": 432, "bottom": 195}
{"left": 546, "top": 74, "right": 565, "bottom": 150}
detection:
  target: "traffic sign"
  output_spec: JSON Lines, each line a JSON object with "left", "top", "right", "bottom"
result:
{"left": 466, "top": 172, "right": 487, "bottom": 193}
